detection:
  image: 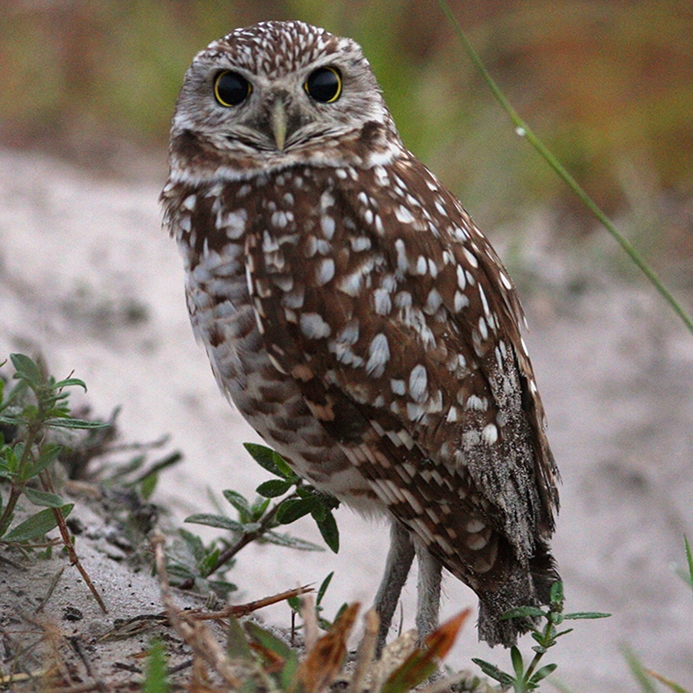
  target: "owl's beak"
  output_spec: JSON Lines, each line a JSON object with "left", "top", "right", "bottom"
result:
{"left": 270, "top": 100, "right": 287, "bottom": 151}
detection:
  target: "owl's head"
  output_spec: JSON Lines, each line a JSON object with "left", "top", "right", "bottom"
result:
{"left": 168, "top": 21, "right": 402, "bottom": 181}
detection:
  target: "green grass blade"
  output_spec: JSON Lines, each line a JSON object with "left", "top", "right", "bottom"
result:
{"left": 623, "top": 647, "right": 659, "bottom": 693}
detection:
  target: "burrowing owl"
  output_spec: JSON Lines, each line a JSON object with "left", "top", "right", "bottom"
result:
{"left": 162, "top": 20, "right": 559, "bottom": 648}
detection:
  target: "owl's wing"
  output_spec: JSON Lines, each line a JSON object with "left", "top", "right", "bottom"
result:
{"left": 246, "top": 154, "right": 558, "bottom": 590}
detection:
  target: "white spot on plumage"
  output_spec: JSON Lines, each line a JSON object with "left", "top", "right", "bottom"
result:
{"left": 456, "top": 264, "right": 467, "bottom": 291}
{"left": 425, "top": 288, "right": 443, "bottom": 314}
{"left": 336, "top": 320, "right": 359, "bottom": 345}
{"left": 320, "top": 215, "right": 336, "bottom": 239}
{"left": 271, "top": 210, "right": 289, "bottom": 228}
{"left": 395, "top": 206, "right": 415, "bottom": 224}
{"left": 316, "top": 257, "right": 335, "bottom": 285}
{"left": 454, "top": 291, "right": 470, "bottom": 312}
{"left": 479, "top": 316, "right": 488, "bottom": 340}
{"left": 467, "top": 533, "right": 489, "bottom": 550}
{"left": 366, "top": 333, "right": 390, "bottom": 377}
{"left": 300, "top": 312, "right": 331, "bottom": 339}
{"left": 395, "top": 238, "right": 408, "bottom": 274}
{"left": 373, "top": 288, "right": 392, "bottom": 315}
{"left": 406, "top": 402, "right": 427, "bottom": 422}
{"left": 463, "top": 247, "right": 479, "bottom": 268}
{"left": 337, "top": 271, "right": 362, "bottom": 296}
{"left": 408, "top": 364, "right": 428, "bottom": 403}
{"left": 350, "top": 236, "right": 372, "bottom": 252}
{"left": 390, "top": 379, "right": 406, "bottom": 395}
{"left": 466, "top": 395, "right": 487, "bottom": 411}
{"left": 320, "top": 190, "right": 334, "bottom": 209}
{"left": 466, "top": 518, "right": 486, "bottom": 533}
{"left": 223, "top": 209, "right": 247, "bottom": 239}
{"left": 482, "top": 423, "right": 498, "bottom": 445}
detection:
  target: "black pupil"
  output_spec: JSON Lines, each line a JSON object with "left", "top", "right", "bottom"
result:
{"left": 216, "top": 71, "right": 249, "bottom": 106}
{"left": 306, "top": 68, "right": 340, "bottom": 103}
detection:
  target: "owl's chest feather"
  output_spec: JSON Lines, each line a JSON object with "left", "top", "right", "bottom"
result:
{"left": 173, "top": 175, "right": 378, "bottom": 507}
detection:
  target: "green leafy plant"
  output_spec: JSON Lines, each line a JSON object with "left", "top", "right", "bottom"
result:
{"left": 0, "top": 353, "right": 110, "bottom": 609}
{"left": 473, "top": 582, "right": 610, "bottom": 692}
{"left": 0, "top": 354, "right": 108, "bottom": 542}
{"left": 176, "top": 443, "right": 340, "bottom": 592}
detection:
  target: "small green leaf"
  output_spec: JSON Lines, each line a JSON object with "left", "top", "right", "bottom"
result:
{"left": 243, "top": 443, "right": 296, "bottom": 479}
{"left": 510, "top": 646, "right": 524, "bottom": 678}
{"left": 315, "top": 510, "right": 339, "bottom": 553}
{"left": 223, "top": 490, "right": 251, "bottom": 520}
{"left": 1, "top": 446, "right": 19, "bottom": 475}
{"left": 250, "top": 497, "right": 271, "bottom": 521}
{"left": 317, "top": 572, "right": 334, "bottom": 606}
{"left": 256, "top": 479, "right": 293, "bottom": 498}
{"left": 21, "top": 444, "right": 62, "bottom": 480}
{"left": 530, "top": 663, "right": 558, "bottom": 684}
{"left": 471, "top": 659, "right": 515, "bottom": 687}
{"left": 44, "top": 418, "right": 109, "bottom": 430}
{"left": 143, "top": 639, "right": 170, "bottom": 693}
{"left": 245, "top": 621, "right": 292, "bottom": 659}
{"left": 11, "top": 354, "right": 44, "bottom": 386}
{"left": 140, "top": 472, "right": 158, "bottom": 500}
{"left": 276, "top": 498, "right": 314, "bottom": 524}
{"left": 198, "top": 548, "right": 220, "bottom": 577}
{"left": 563, "top": 611, "right": 611, "bottom": 620}
{"left": 53, "top": 377, "right": 87, "bottom": 392}
{"left": 4, "top": 504, "right": 73, "bottom": 542}
{"left": 227, "top": 612, "right": 254, "bottom": 661}
{"left": 549, "top": 581, "right": 564, "bottom": 604}
{"left": 309, "top": 495, "right": 326, "bottom": 522}
{"left": 185, "top": 513, "right": 243, "bottom": 533}
{"left": 178, "top": 527, "right": 206, "bottom": 560}
{"left": 280, "top": 650, "right": 299, "bottom": 690}
{"left": 262, "top": 530, "right": 324, "bottom": 551}
{"left": 22, "top": 487, "right": 67, "bottom": 508}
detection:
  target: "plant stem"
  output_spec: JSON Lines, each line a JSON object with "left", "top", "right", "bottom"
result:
{"left": 39, "top": 470, "right": 108, "bottom": 614}
{"left": 178, "top": 492, "right": 300, "bottom": 589}
{"left": 0, "top": 485, "right": 22, "bottom": 538}
{"left": 436, "top": 0, "right": 693, "bottom": 337}
{"left": 212, "top": 493, "right": 298, "bottom": 570}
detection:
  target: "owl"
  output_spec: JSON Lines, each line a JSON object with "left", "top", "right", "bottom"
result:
{"left": 161, "top": 20, "right": 559, "bottom": 649}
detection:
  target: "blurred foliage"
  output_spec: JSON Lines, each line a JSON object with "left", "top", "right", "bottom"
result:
{"left": 1, "top": 0, "right": 692, "bottom": 254}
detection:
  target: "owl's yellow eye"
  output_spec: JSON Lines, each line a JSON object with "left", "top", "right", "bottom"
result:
{"left": 214, "top": 71, "right": 252, "bottom": 107}
{"left": 304, "top": 66, "right": 342, "bottom": 104}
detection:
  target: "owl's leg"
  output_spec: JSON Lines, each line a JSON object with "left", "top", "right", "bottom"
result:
{"left": 374, "top": 520, "right": 415, "bottom": 655}
{"left": 414, "top": 543, "right": 442, "bottom": 641}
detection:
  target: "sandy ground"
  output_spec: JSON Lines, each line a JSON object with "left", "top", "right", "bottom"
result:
{"left": 0, "top": 147, "right": 691, "bottom": 691}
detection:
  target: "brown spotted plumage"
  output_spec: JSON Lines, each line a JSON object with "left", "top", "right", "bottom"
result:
{"left": 162, "top": 20, "right": 559, "bottom": 648}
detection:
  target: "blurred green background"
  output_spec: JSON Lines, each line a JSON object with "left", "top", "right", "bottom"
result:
{"left": 2, "top": 0, "right": 692, "bottom": 271}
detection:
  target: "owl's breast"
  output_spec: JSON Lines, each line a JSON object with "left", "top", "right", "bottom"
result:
{"left": 174, "top": 187, "right": 379, "bottom": 512}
